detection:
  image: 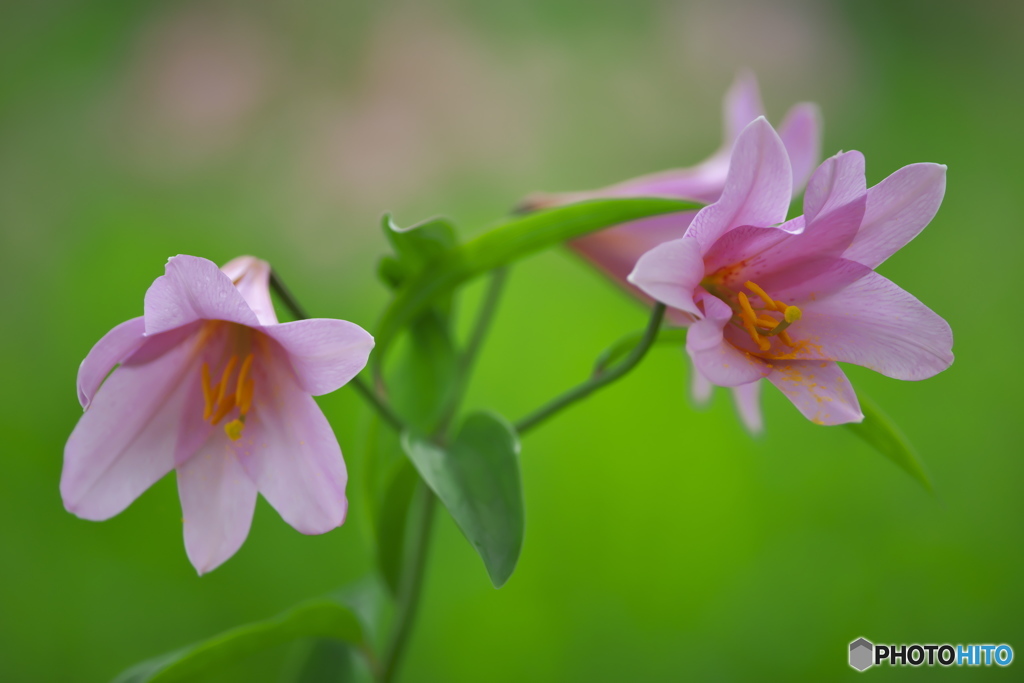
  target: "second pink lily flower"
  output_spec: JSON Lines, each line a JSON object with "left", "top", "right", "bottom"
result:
{"left": 523, "top": 73, "right": 821, "bottom": 430}
{"left": 628, "top": 117, "right": 953, "bottom": 425}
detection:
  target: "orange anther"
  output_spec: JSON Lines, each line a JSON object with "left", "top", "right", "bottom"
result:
{"left": 744, "top": 281, "right": 776, "bottom": 309}
{"left": 235, "top": 353, "right": 254, "bottom": 408}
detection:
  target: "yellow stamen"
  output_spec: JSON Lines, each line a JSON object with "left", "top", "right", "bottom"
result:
{"left": 238, "top": 378, "right": 255, "bottom": 416}
{"left": 737, "top": 292, "right": 771, "bottom": 351}
{"left": 201, "top": 363, "right": 214, "bottom": 421}
{"left": 224, "top": 418, "right": 245, "bottom": 441}
{"left": 784, "top": 305, "right": 802, "bottom": 323}
{"left": 755, "top": 315, "right": 779, "bottom": 329}
{"left": 744, "top": 281, "right": 775, "bottom": 309}
{"left": 773, "top": 299, "right": 789, "bottom": 313}
{"left": 779, "top": 330, "right": 795, "bottom": 347}
{"left": 235, "top": 353, "right": 254, "bottom": 409}
{"left": 214, "top": 355, "right": 239, "bottom": 414}
{"left": 209, "top": 392, "right": 236, "bottom": 425}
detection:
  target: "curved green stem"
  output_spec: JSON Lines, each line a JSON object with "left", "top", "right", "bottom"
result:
{"left": 514, "top": 302, "right": 667, "bottom": 435}
{"left": 269, "top": 269, "right": 407, "bottom": 433}
{"left": 436, "top": 267, "right": 508, "bottom": 434}
{"left": 380, "top": 484, "right": 437, "bottom": 682}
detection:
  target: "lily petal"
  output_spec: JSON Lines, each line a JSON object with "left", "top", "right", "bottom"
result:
{"left": 686, "top": 295, "right": 771, "bottom": 386}
{"left": 731, "top": 381, "right": 764, "bottom": 434}
{"left": 77, "top": 316, "right": 146, "bottom": 409}
{"left": 627, "top": 237, "right": 705, "bottom": 317}
{"left": 144, "top": 255, "right": 260, "bottom": 335}
{"left": 685, "top": 117, "right": 792, "bottom": 251}
{"left": 236, "top": 348, "right": 348, "bottom": 534}
{"left": 568, "top": 212, "right": 697, "bottom": 299}
{"left": 844, "top": 163, "right": 947, "bottom": 268}
{"left": 802, "top": 150, "right": 866, "bottom": 226}
{"left": 793, "top": 270, "right": 954, "bottom": 380}
{"left": 767, "top": 360, "right": 863, "bottom": 425}
{"left": 723, "top": 70, "right": 766, "bottom": 143}
{"left": 178, "top": 438, "right": 257, "bottom": 575}
{"left": 690, "top": 360, "right": 714, "bottom": 405}
{"left": 262, "top": 319, "right": 374, "bottom": 396}
{"left": 220, "top": 256, "right": 278, "bottom": 326}
{"left": 777, "top": 103, "right": 822, "bottom": 197}
{"left": 62, "top": 331, "right": 202, "bottom": 520}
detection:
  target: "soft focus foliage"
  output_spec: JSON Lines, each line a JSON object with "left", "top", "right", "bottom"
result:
{"left": 1, "top": 0, "right": 1021, "bottom": 681}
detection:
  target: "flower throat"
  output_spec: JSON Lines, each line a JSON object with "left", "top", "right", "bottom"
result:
{"left": 201, "top": 352, "right": 255, "bottom": 441}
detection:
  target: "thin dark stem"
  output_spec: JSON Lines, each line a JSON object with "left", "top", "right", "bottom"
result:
{"left": 381, "top": 484, "right": 437, "bottom": 683}
{"left": 513, "top": 302, "right": 666, "bottom": 435}
{"left": 350, "top": 376, "right": 405, "bottom": 433}
{"left": 269, "top": 269, "right": 406, "bottom": 433}
{"left": 269, "top": 269, "right": 311, "bottom": 320}
{"left": 436, "top": 267, "right": 508, "bottom": 433}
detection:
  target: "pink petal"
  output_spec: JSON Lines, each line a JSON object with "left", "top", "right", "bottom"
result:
{"left": 626, "top": 237, "right": 705, "bottom": 317}
{"left": 62, "top": 330, "right": 204, "bottom": 521}
{"left": 144, "top": 255, "right": 260, "bottom": 335}
{"left": 178, "top": 437, "right": 257, "bottom": 574}
{"left": 568, "top": 212, "right": 697, "bottom": 299}
{"left": 791, "top": 270, "right": 954, "bottom": 380}
{"left": 77, "top": 317, "right": 146, "bottom": 409}
{"left": 777, "top": 103, "right": 822, "bottom": 196}
{"left": 685, "top": 295, "right": 772, "bottom": 386}
{"left": 220, "top": 256, "right": 278, "bottom": 326}
{"left": 261, "top": 319, "right": 374, "bottom": 396}
{"left": 843, "top": 163, "right": 947, "bottom": 268}
{"left": 722, "top": 70, "right": 766, "bottom": 143}
{"left": 802, "top": 151, "right": 866, "bottom": 225}
{"left": 234, "top": 347, "right": 348, "bottom": 534}
{"left": 684, "top": 118, "right": 792, "bottom": 251}
{"left": 767, "top": 360, "right": 862, "bottom": 425}
{"left": 690, "top": 361, "right": 714, "bottom": 405}
{"left": 731, "top": 381, "right": 764, "bottom": 434}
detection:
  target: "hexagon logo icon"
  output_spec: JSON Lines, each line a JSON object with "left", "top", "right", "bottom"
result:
{"left": 850, "top": 638, "right": 874, "bottom": 671}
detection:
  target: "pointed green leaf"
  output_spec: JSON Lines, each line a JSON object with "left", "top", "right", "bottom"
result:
{"left": 845, "top": 393, "right": 933, "bottom": 492}
{"left": 375, "top": 198, "right": 699, "bottom": 359}
{"left": 401, "top": 412, "right": 524, "bottom": 588}
{"left": 112, "top": 595, "right": 371, "bottom": 683}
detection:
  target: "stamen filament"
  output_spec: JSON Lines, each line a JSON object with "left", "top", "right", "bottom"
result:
{"left": 214, "top": 355, "right": 239, "bottom": 413}
{"left": 209, "top": 393, "right": 236, "bottom": 425}
{"left": 238, "top": 378, "right": 255, "bottom": 416}
{"left": 235, "top": 353, "right": 254, "bottom": 409}
{"left": 744, "top": 281, "right": 776, "bottom": 309}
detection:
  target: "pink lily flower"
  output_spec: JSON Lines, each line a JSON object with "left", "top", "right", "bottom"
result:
{"left": 627, "top": 117, "right": 953, "bottom": 426}
{"left": 62, "top": 255, "right": 374, "bottom": 573}
{"left": 521, "top": 71, "right": 820, "bottom": 298}
{"left": 521, "top": 72, "right": 820, "bottom": 431}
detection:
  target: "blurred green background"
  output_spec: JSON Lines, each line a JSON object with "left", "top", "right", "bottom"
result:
{"left": 1, "top": 0, "right": 1021, "bottom": 680}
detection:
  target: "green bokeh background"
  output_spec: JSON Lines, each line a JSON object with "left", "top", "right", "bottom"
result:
{"left": 2, "top": 0, "right": 1021, "bottom": 680}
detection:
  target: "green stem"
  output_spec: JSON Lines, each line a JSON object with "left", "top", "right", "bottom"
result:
{"left": 380, "top": 484, "right": 437, "bottom": 682}
{"left": 436, "top": 267, "right": 508, "bottom": 433}
{"left": 269, "top": 269, "right": 311, "bottom": 320}
{"left": 514, "top": 302, "right": 667, "bottom": 435}
{"left": 269, "top": 269, "right": 406, "bottom": 433}
{"left": 592, "top": 327, "right": 688, "bottom": 376}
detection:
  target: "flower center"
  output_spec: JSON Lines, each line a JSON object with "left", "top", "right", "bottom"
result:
{"left": 201, "top": 352, "right": 255, "bottom": 441}
{"left": 701, "top": 278, "right": 803, "bottom": 353}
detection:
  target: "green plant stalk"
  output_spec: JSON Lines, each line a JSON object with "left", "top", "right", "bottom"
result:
{"left": 436, "top": 267, "right": 508, "bottom": 434}
{"left": 270, "top": 269, "right": 407, "bottom": 433}
{"left": 514, "top": 302, "right": 667, "bottom": 435}
{"left": 380, "top": 483, "right": 437, "bottom": 683}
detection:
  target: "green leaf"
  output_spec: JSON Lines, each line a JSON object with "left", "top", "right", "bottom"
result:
{"left": 845, "top": 393, "right": 933, "bottom": 492}
{"left": 112, "top": 598, "right": 368, "bottom": 683}
{"left": 375, "top": 198, "right": 699, "bottom": 360}
{"left": 383, "top": 214, "right": 457, "bottom": 270}
{"left": 401, "top": 412, "right": 524, "bottom": 588}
